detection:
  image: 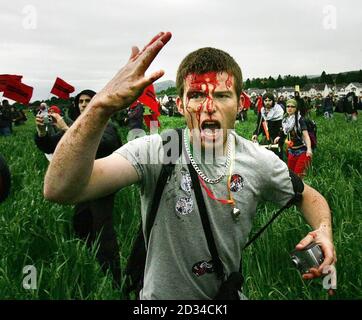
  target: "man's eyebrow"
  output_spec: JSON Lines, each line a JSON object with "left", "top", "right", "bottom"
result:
{"left": 213, "top": 90, "right": 233, "bottom": 94}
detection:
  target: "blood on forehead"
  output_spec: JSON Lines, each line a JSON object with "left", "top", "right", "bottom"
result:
{"left": 185, "top": 72, "right": 233, "bottom": 93}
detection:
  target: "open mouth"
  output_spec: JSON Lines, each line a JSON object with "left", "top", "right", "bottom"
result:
{"left": 200, "top": 120, "right": 222, "bottom": 140}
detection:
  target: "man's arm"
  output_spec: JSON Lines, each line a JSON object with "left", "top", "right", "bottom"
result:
{"left": 296, "top": 183, "right": 336, "bottom": 279}
{"left": 44, "top": 31, "right": 172, "bottom": 204}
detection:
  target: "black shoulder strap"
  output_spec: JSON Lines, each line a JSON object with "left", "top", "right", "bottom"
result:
{"left": 145, "top": 128, "right": 183, "bottom": 244}
{"left": 243, "top": 169, "right": 304, "bottom": 249}
{"left": 186, "top": 157, "right": 225, "bottom": 280}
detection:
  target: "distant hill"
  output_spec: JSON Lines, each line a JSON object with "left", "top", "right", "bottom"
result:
{"left": 154, "top": 80, "right": 176, "bottom": 93}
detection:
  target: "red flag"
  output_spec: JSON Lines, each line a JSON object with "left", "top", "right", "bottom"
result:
{"left": 0, "top": 74, "right": 23, "bottom": 92}
{"left": 241, "top": 92, "right": 251, "bottom": 110}
{"left": 138, "top": 84, "right": 160, "bottom": 116}
{"left": 3, "top": 79, "right": 33, "bottom": 104}
{"left": 144, "top": 114, "right": 160, "bottom": 128}
{"left": 257, "top": 96, "right": 263, "bottom": 113}
{"left": 50, "top": 77, "right": 75, "bottom": 99}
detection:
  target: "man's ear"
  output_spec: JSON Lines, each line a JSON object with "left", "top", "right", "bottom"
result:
{"left": 176, "top": 97, "right": 185, "bottom": 115}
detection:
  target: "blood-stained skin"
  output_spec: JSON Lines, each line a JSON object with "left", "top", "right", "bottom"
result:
{"left": 184, "top": 72, "right": 233, "bottom": 131}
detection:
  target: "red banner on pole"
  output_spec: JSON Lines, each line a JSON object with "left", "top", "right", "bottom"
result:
{"left": 241, "top": 92, "right": 251, "bottom": 110}
{"left": 50, "top": 77, "right": 75, "bottom": 99}
{"left": 138, "top": 84, "right": 160, "bottom": 116}
{"left": 0, "top": 74, "right": 23, "bottom": 92}
{"left": 3, "top": 79, "right": 33, "bottom": 104}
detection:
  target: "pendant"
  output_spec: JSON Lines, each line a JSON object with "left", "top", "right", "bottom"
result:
{"left": 231, "top": 207, "right": 241, "bottom": 220}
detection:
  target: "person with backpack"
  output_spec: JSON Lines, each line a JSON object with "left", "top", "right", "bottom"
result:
{"left": 43, "top": 32, "right": 336, "bottom": 299}
{"left": 274, "top": 99, "right": 313, "bottom": 178}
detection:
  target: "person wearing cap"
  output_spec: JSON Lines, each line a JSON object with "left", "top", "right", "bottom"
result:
{"left": 252, "top": 92, "right": 284, "bottom": 159}
{"left": 274, "top": 99, "right": 312, "bottom": 178}
{"left": 34, "top": 90, "right": 123, "bottom": 286}
{"left": 35, "top": 104, "right": 71, "bottom": 139}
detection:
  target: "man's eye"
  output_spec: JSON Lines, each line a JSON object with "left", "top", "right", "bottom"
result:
{"left": 189, "top": 92, "right": 205, "bottom": 99}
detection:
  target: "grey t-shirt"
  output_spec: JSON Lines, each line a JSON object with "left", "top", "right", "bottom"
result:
{"left": 114, "top": 129, "right": 295, "bottom": 300}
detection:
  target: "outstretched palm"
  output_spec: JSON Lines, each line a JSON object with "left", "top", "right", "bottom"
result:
{"left": 93, "top": 31, "right": 172, "bottom": 113}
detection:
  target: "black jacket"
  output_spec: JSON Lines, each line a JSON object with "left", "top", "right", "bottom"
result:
{"left": 35, "top": 121, "right": 122, "bottom": 158}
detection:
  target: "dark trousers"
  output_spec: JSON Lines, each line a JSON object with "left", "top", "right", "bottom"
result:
{"left": 73, "top": 194, "right": 121, "bottom": 286}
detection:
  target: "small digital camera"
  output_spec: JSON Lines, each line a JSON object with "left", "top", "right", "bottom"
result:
{"left": 38, "top": 109, "right": 52, "bottom": 125}
{"left": 290, "top": 243, "right": 324, "bottom": 274}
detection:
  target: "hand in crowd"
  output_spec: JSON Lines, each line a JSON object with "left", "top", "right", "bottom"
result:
{"left": 306, "top": 149, "right": 313, "bottom": 158}
{"left": 50, "top": 113, "right": 69, "bottom": 132}
{"left": 251, "top": 134, "right": 258, "bottom": 143}
{"left": 35, "top": 113, "right": 69, "bottom": 137}
{"left": 35, "top": 115, "right": 47, "bottom": 137}
{"left": 91, "top": 32, "right": 172, "bottom": 115}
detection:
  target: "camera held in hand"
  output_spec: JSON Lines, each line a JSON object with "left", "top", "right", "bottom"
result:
{"left": 290, "top": 243, "right": 324, "bottom": 274}
{"left": 38, "top": 109, "right": 52, "bottom": 125}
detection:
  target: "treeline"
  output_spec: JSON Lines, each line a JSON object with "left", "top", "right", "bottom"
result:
{"left": 244, "top": 70, "right": 362, "bottom": 89}
{"left": 158, "top": 86, "right": 178, "bottom": 96}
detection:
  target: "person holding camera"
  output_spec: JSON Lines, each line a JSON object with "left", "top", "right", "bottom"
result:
{"left": 44, "top": 32, "right": 336, "bottom": 299}
{"left": 35, "top": 91, "right": 123, "bottom": 286}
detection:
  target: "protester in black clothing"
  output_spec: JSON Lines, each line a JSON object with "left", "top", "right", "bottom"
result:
{"left": 277, "top": 95, "right": 286, "bottom": 112}
{"left": 0, "top": 100, "right": 13, "bottom": 136}
{"left": 294, "top": 91, "right": 307, "bottom": 117}
{"left": 0, "top": 153, "right": 11, "bottom": 203}
{"left": 165, "top": 96, "right": 176, "bottom": 116}
{"left": 323, "top": 92, "right": 334, "bottom": 119}
{"left": 343, "top": 89, "right": 358, "bottom": 121}
{"left": 35, "top": 89, "right": 123, "bottom": 285}
{"left": 252, "top": 92, "right": 284, "bottom": 159}
{"left": 126, "top": 102, "right": 144, "bottom": 131}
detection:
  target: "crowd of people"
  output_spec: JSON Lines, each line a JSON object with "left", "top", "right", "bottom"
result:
{"left": 0, "top": 99, "right": 27, "bottom": 136}
{"left": 0, "top": 32, "right": 353, "bottom": 300}
{"left": 37, "top": 32, "right": 335, "bottom": 300}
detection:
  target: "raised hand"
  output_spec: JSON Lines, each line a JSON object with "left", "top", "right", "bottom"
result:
{"left": 92, "top": 32, "right": 172, "bottom": 115}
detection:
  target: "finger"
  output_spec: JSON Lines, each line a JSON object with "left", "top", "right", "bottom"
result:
{"left": 318, "top": 255, "right": 335, "bottom": 273}
{"left": 296, "top": 233, "right": 314, "bottom": 250}
{"left": 129, "top": 46, "right": 140, "bottom": 61}
{"left": 138, "top": 32, "right": 165, "bottom": 55}
{"left": 328, "top": 289, "right": 336, "bottom": 296}
{"left": 144, "top": 69, "right": 165, "bottom": 86}
{"left": 136, "top": 32, "right": 172, "bottom": 74}
{"left": 302, "top": 268, "right": 322, "bottom": 279}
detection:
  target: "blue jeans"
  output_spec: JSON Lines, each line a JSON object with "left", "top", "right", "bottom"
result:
{"left": 0, "top": 127, "right": 11, "bottom": 136}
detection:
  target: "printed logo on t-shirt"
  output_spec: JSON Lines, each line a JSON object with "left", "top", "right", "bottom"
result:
{"left": 192, "top": 260, "right": 214, "bottom": 277}
{"left": 175, "top": 196, "right": 193, "bottom": 216}
{"left": 230, "top": 174, "right": 244, "bottom": 192}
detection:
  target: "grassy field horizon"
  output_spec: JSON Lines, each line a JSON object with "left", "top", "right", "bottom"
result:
{"left": 0, "top": 110, "right": 361, "bottom": 300}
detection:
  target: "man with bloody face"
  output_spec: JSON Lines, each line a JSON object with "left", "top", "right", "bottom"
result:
{"left": 44, "top": 32, "right": 336, "bottom": 299}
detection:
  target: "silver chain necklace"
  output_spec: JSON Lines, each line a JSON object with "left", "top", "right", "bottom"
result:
{"left": 183, "top": 129, "right": 233, "bottom": 184}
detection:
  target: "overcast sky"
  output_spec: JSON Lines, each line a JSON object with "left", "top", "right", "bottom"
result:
{"left": 1, "top": 0, "right": 361, "bottom": 101}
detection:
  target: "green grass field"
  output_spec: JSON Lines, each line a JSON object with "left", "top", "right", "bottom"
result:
{"left": 0, "top": 111, "right": 361, "bottom": 300}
